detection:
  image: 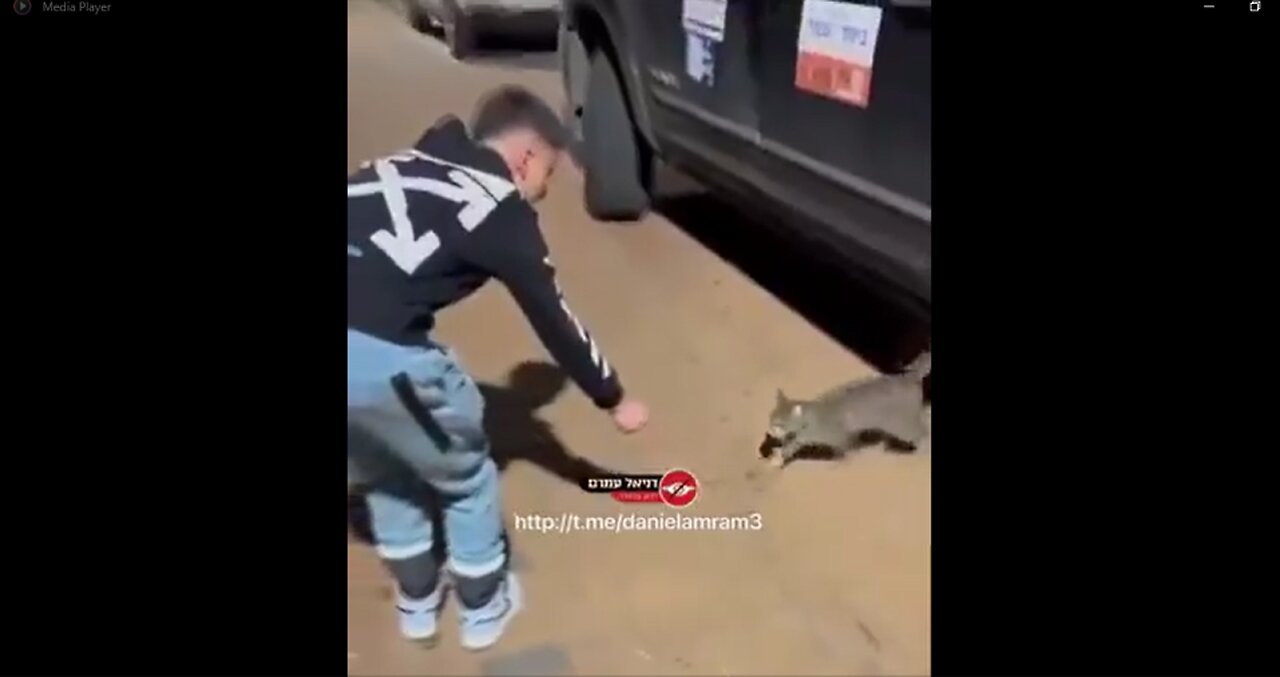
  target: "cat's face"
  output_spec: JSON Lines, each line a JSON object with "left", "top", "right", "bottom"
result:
{"left": 767, "top": 390, "right": 808, "bottom": 441}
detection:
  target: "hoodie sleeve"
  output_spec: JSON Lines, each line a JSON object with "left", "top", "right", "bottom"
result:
{"left": 463, "top": 201, "right": 624, "bottom": 410}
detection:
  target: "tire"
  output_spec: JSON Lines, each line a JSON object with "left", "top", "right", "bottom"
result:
{"left": 443, "top": 0, "right": 477, "bottom": 60}
{"left": 582, "top": 51, "right": 649, "bottom": 221}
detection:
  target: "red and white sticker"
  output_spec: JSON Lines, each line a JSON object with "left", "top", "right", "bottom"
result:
{"left": 795, "top": 0, "right": 883, "bottom": 108}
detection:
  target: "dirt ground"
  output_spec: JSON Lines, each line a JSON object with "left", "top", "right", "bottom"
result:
{"left": 346, "top": 2, "right": 930, "bottom": 674}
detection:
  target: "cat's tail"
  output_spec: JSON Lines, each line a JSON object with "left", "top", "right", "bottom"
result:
{"left": 902, "top": 350, "right": 931, "bottom": 381}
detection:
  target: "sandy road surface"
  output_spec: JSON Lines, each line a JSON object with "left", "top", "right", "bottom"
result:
{"left": 347, "top": 2, "right": 930, "bottom": 674}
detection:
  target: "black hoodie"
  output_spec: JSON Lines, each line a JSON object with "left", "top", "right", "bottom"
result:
{"left": 346, "top": 116, "right": 623, "bottom": 410}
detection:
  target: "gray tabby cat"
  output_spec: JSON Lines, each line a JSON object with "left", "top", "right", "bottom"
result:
{"left": 765, "top": 351, "right": 931, "bottom": 467}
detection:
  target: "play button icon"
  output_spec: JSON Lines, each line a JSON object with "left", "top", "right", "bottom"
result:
{"left": 14, "top": 0, "right": 32, "bottom": 15}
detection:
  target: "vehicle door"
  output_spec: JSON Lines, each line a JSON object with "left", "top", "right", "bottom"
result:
{"left": 757, "top": 0, "right": 931, "bottom": 212}
{"left": 752, "top": 0, "right": 932, "bottom": 295}
{"left": 629, "top": 0, "right": 768, "bottom": 173}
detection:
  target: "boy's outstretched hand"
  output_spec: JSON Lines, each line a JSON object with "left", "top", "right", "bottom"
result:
{"left": 611, "top": 398, "right": 649, "bottom": 434}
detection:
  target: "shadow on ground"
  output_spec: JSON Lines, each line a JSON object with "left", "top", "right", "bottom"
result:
{"left": 657, "top": 186, "right": 933, "bottom": 470}
{"left": 348, "top": 361, "right": 614, "bottom": 544}
{"left": 479, "top": 361, "right": 618, "bottom": 481}
{"left": 652, "top": 188, "right": 931, "bottom": 378}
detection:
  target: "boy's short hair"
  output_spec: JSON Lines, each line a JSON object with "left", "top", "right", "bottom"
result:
{"left": 471, "top": 85, "right": 570, "bottom": 151}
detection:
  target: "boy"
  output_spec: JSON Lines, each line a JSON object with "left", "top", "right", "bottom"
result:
{"left": 347, "top": 85, "right": 649, "bottom": 650}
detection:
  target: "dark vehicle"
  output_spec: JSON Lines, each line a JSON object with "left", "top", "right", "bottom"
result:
{"left": 559, "top": 0, "right": 931, "bottom": 312}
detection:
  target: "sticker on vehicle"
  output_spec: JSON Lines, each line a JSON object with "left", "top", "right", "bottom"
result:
{"left": 685, "top": 31, "right": 717, "bottom": 85}
{"left": 794, "top": 0, "right": 883, "bottom": 107}
{"left": 682, "top": 0, "right": 727, "bottom": 42}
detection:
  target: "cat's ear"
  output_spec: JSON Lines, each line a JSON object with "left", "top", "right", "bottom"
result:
{"left": 775, "top": 388, "right": 787, "bottom": 405}
{"left": 792, "top": 403, "right": 803, "bottom": 417}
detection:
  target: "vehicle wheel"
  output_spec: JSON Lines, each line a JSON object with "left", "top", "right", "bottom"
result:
{"left": 443, "top": 0, "right": 477, "bottom": 60}
{"left": 582, "top": 51, "right": 649, "bottom": 221}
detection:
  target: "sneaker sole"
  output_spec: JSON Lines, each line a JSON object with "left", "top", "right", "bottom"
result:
{"left": 401, "top": 621, "right": 441, "bottom": 645}
{"left": 460, "top": 573, "right": 524, "bottom": 652}
{"left": 408, "top": 632, "right": 440, "bottom": 648}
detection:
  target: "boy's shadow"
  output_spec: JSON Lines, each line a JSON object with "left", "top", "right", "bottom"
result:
{"left": 479, "top": 361, "right": 619, "bottom": 482}
{"left": 348, "top": 361, "right": 619, "bottom": 545}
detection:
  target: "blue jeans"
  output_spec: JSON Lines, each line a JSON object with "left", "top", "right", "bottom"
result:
{"left": 347, "top": 329, "right": 506, "bottom": 580}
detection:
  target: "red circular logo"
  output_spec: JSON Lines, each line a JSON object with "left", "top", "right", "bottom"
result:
{"left": 659, "top": 469, "right": 699, "bottom": 509}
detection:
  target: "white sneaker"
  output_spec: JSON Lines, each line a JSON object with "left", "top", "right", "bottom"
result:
{"left": 458, "top": 572, "right": 523, "bottom": 651}
{"left": 395, "top": 580, "right": 445, "bottom": 643}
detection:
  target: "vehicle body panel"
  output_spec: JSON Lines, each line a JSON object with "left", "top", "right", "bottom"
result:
{"left": 563, "top": 0, "right": 931, "bottom": 308}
